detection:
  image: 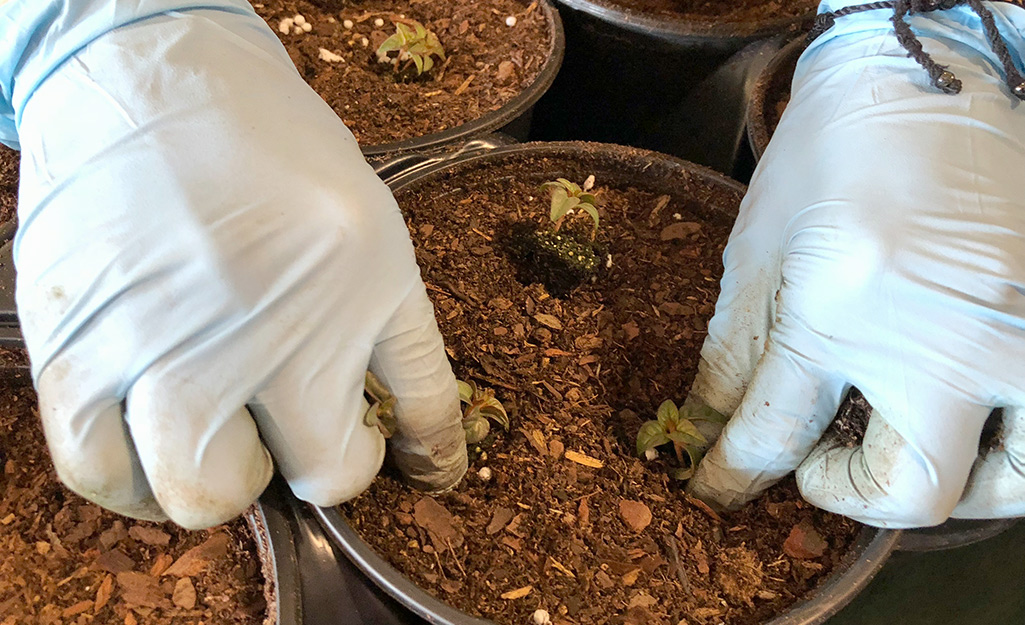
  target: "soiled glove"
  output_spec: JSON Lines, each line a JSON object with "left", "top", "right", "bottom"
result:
{"left": 686, "top": 1, "right": 1025, "bottom": 528}
{"left": 3, "top": 0, "right": 466, "bottom": 528}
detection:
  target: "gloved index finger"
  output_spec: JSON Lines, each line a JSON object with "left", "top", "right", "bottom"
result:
{"left": 687, "top": 176, "right": 788, "bottom": 418}
{"left": 370, "top": 283, "right": 467, "bottom": 493}
{"left": 687, "top": 329, "right": 846, "bottom": 511}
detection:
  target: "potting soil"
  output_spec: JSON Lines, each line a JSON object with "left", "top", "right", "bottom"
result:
{"left": 0, "top": 353, "right": 272, "bottom": 625}
{"left": 0, "top": 146, "right": 18, "bottom": 226}
{"left": 596, "top": 0, "right": 816, "bottom": 23}
{"left": 252, "top": 0, "right": 551, "bottom": 147}
{"left": 344, "top": 148, "right": 861, "bottom": 625}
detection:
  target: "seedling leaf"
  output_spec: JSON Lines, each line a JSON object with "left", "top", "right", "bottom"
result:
{"left": 637, "top": 421, "right": 670, "bottom": 456}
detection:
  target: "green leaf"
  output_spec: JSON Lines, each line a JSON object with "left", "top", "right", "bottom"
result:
{"left": 556, "top": 178, "right": 581, "bottom": 195}
{"left": 578, "top": 203, "right": 600, "bottom": 234}
{"left": 363, "top": 402, "right": 381, "bottom": 427}
{"left": 551, "top": 192, "right": 579, "bottom": 223}
{"left": 422, "top": 55, "right": 435, "bottom": 73}
{"left": 656, "top": 400, "right": 679, "bottom": 428}
{"left": 376, "top": 33, "right": 404, "bottom": 60}
{"left": 668, "top": 419, "right": 707, "bottom": 447}
{"left": 411, "top": 53, "right": 424, "bottom": 75}
{"left": 636, "top": 420, "right": 670, "bottom": 456}
{"left": 463, "top": 415, "right": 491, "bottom": 445}
{"left": 457, "top": 380, "right": 474, "bottom": 404}
{"left": 686, "top": 404, "right": 728, "bottom": 425}
{"left": 579, "top": 193, "right": 598, "bottom": 206}
{"left": 479, "top": 398, "right": 509, "bottom": 430}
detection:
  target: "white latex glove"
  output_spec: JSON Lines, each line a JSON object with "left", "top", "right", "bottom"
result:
{"left": 3, "top": 0, "right": 466, "bottom": 529}
{"left": 687, "top": 1, "right": 1025, "bottom": 528}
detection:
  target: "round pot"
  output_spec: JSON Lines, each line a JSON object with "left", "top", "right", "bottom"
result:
{"left": 530, "top": 0, "right": 813, "bottom": 155}
{"left": 313, "top": 140, "right": 902, "bottom": 625}
{"left": 746, "top": 35, "right": 804, "bottom": 161}
{"left": 362, "top": 0, "right": 565, "bottom": 166}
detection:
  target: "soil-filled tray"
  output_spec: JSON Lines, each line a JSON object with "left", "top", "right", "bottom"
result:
{"left": 0, "top": 146, "right": 18, "bottom": 226}
{"left": 585, "top": 0, "right": 816, "bottom": 24}
{"left": 252, "top": 0, "right": 554, "bottom": 150}
{"left": 0, "top": 358, "right": 275, "bottom": 625}
{"left": 342, "top": 144, "right": 862, "bottom": 625}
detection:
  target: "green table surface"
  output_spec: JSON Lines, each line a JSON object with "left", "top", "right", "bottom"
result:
{"left": 830, "top": 521, "right": 1025, "bottom": 624}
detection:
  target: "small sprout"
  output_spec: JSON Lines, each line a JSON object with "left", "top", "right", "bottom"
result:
{"left": 364, "top": 371, "right": 399, "bottom": 438}
{"left": 375, "top": 20, "right": 446, "bottom": 76}
{"left": 532, "top": 609, "right": 552, "bottom": 625}
{"left": 541, "top": 178, "right": 601, "bottom": 240}
{"left": 506, "top": 15, "right": 518, "bottom": 27}
{"left": 458, "top": 380, "right": 510, "bottom": 445}
{"left": 636, "top": 400, "right": 726, "bottom": 480}
{"left": 477, "top": 466, "right": 493, "bottom": 481}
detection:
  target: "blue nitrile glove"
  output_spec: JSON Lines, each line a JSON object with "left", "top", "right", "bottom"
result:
{"left": 686, "top": 1, "right": 1025, "bottom": 528}
{"left": 3, "top": 0, "right": 466, "bottom": 529}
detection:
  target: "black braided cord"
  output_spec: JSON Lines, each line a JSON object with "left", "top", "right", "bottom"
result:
{"left": 807, "top": 0, "right": 1025, "bottom": 100}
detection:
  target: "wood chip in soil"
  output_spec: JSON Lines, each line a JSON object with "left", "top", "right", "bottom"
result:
{"left": 251, "top": 0, "right": 551, "bottom": 148}
{"left": 343, "top": 148, "right": 861, "bottom": 625}
{"left": 0, "top": 354, "right": 273, "bottom": 625}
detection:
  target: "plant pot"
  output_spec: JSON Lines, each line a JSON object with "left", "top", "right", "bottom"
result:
{"left": 309, "top": 140, "right": 901, "bottom": 625}
{"left": 251, "top": 0, "right": 564, "bottom": 167}
{"left": 530, "top": 0, "right": 813, "bottom": 156}
{"left": 745, "top": 35, "right": 803, "bottom": 162}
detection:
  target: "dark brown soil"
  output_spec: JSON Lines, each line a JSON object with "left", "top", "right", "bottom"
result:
{"left": 0, "top": 354, "right": 272, "bottom": 625}
{"left": 831, "top": 388, "right": 872, "bottom": 448}
{"left": 343, "top": 147, "right": 861, "bottom": 625}
{"left": 597, "top": 0, "right": 816, "bottom": 23}
{"left": 251, "top": 0, "right": 551, "bottom": 148}
{"left": 0, "top": 146, "right": 18, "bottom": 226}
{"left": 834, "top": 388, "right": 1007, "bottom": 456}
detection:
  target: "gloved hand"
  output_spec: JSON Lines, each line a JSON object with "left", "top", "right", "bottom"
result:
{"left": 686, "top": 1, "right": 1025, "bottom": 528}
{"left": 3, "top": 0, "right": 466, "bottom": 529}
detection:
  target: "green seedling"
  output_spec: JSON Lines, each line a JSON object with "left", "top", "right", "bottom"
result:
{"left": 364, "top": 371, "right": 399, "bottom": 438}
{"left": 458, "top": 380, "right": 509, "bottom": 445}
{"left": 636, "top": 400, "right": 726, "bottom": 480}
{"left": 541, "top": 176, "right": 600, "bottom": 240}
{"left": 375, "top": 20, "right": 445, "bottom": 77}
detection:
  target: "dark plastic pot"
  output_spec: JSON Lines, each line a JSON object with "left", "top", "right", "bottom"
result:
{"left": 530, "top": 0, "right": 813, "bottom": 158}
{"left": 746, "top": 35, "right": 804, "bottom": 161}
{"left": 362, "top": 0, "right": 565, "bottom": 167}
{"left": 311, "top": 139, "right": 902, "bottom": 625}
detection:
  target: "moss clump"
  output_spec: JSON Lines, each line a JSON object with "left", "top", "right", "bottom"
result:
{"left": 505, "top": 223, "right": 605, "bottom": 297}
